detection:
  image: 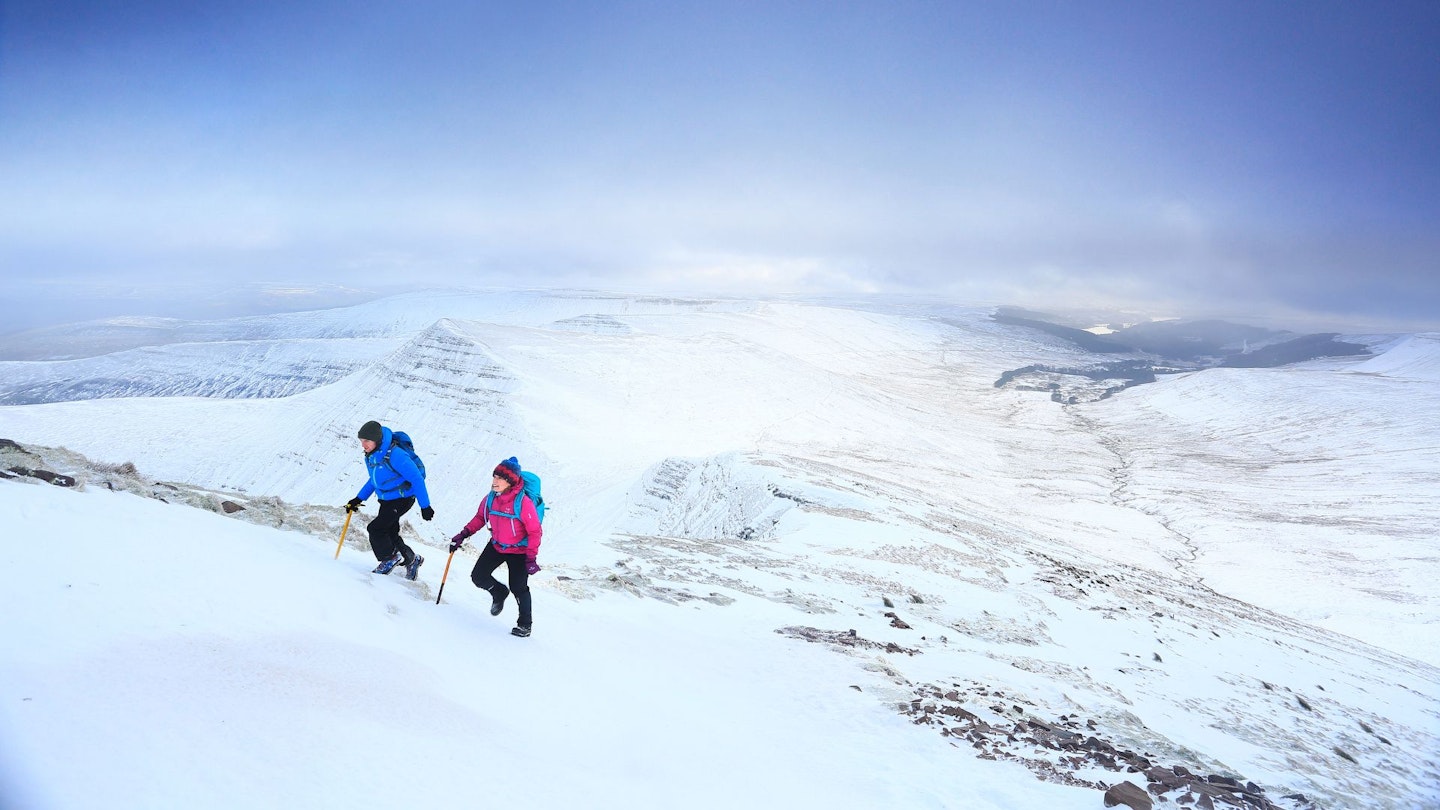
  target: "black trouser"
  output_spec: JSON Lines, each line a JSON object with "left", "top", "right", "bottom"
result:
{"left": 367, "top": 497, "right": 417, "bottom": 565}
{"left": 471, "top": 543, "right": 532, "bottom": 627}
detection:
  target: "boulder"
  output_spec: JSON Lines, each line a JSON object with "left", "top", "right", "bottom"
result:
{"left": 1104, "top": 781, "right": 1153, "bottom": 810}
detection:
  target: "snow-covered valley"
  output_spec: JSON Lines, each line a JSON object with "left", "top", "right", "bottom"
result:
{"left": 1, "top": 289, "right": 1436, "bottom": 809}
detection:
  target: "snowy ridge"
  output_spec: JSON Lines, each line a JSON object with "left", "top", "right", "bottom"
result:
{"left": 1, "top": 290, "right": 1437, "bottom": 808}
{"left": 0, "top": 338, "right": 402, "bottom": 404}
{"left": 0, "top": 288, "right": 757, "bottom": 361}
{"left": 1350, "top": 332, "right": 1440, "bottom": 380}
{"left": 628, "top": 453, "right": 795, "bottom": 541}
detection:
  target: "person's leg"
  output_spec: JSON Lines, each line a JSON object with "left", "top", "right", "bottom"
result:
{"left": 390, "top": 497, "right": 417, "bottom": 566}
{"left": 470, "top": 543, "right": 506, "bottom": 591}
{"left": 504, "top": 555, "right": 532, "bottom": 629}
{"left": 471, "top": 544, "right": 512, "bottom": 614}
{"left": 366, "top": 500, "right": 403, "bottom": 562}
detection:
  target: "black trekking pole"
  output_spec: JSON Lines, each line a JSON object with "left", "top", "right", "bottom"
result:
{"left": 435, "top": 550, "right": 456, "bottom": 605}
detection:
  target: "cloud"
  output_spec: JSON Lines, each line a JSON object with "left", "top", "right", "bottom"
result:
{"left": 2, "top": 2, "right": 1436, "bottom": 332}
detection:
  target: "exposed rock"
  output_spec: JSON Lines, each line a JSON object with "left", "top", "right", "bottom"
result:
{"left": 777, "top": 626, "right": 920, "bottom": 656}
{"left": 900, "top": 682, "right": 1297, "bottom": 809}
{"left": 884, "top": 611, "right": 912, "bottom": 629}
{"left": 220, "top": 501, "right": 246, "bottom": 514}
{"left": 7, "top": 467, "right": 76, "bottom": 487}
{"left": 1104, "top": 781, "right": 1152, "bottom": 809}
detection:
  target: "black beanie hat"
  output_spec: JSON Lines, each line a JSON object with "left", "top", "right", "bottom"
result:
{"left": 358, "top": 421, "right": 383, "bottom": 443}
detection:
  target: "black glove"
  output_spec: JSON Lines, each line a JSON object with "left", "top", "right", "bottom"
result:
{"left": 448, "top": 531, "right": 470, "bottom": 553}
{"left": 420, "top": 506, "right": 435, "bottom": 521}
{"left": 344, "top": 497, "right": 363, "bottom": 513}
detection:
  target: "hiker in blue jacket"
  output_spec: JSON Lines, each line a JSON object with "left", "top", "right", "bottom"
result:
{"left": 345, "top": 420, "right": 431, "bottom": 580}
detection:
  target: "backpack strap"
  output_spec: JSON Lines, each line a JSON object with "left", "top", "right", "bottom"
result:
{"left": 485, "top": 491, "right": 527, "bottom": 521}
{"left": 382, "top": 446, "right": 413, "bottom": 495}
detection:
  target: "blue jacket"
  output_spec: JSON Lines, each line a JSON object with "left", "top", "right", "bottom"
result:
{"left": 355, "top": 426, "right": 430, "bottom": 508}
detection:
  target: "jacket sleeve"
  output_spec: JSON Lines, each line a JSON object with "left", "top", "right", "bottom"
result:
{"left": 521, "top": 495, "right": 542, "bottom": 558}
{"left": 461, "top": 500, "right": 489, "bottom": 538}
{"left": 387, "top": 448, "right": 430, "bottom": 508}
{"left": 355, "top": 478, "right": 376, "bottom": 502}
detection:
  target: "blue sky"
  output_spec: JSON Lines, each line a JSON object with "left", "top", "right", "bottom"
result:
{"left": 2, "top": 1, "right": 1437, "bottom": 331}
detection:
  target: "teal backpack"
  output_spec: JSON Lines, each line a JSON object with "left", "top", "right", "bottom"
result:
{"left": 384, "top": 431, "right": 426, "bottom": 479}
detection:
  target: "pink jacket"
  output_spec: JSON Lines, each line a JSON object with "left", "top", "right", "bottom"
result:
{"left": 461, "top": 487, "right": 542, "bottom": 558}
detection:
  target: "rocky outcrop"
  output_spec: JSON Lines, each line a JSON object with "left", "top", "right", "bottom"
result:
{"left": 0, "top": 438, "right": 413, "bottom": 558}
{"left": 900, "top": 683, "right": 1316, "bottom": 809}
{"left": 776, "top": 625, "right": 920, "bottom": 656}
{"left": 2, "top": 438, "right": 77, "bottom": 486}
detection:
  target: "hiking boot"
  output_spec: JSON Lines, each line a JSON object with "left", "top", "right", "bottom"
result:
{"left": 511, "top": 624, "right": 531, "bottom": 638}
{"left": 489, "top": 584, "right": 510, "bottom": 616}
{"left": 404, "top": 554, "right": 425, "bottom": 581}
{"left": 373, "top": 551, "right": 403, "bottom": 575}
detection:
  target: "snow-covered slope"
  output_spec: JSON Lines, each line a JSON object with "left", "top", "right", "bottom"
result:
{"left": 1, "top": 289, "right": 1437, "bottom": 808}
{"left": 2, "top": 480, "right": 1100, "bottom": 810}
{"left": 1349, "top": 332, "right": 1440, "bottom": 380}
{"left": 1081, "top": 358, "right": 1440, "bottom": 661}
{"left": 4, "top": 443, "right": 1437, "bottom": 810}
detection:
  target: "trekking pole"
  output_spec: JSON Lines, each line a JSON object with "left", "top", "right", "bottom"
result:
{"left": 435, "top": 550, "right": 456, "bottom": 605}
{"left": 334, "top": 510, "right": 354, "bottom": 560}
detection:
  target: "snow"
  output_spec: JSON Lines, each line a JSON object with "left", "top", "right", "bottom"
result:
{"left": 1082, "top": 363, "right": 1440, "bottom": 661}
{"left": 0, "top": 482, "right": 1091, "bottom": 810}
{"left": 1349, "top": 332, "right": 1440, "bottom": 380}
{"left": 1, "top": 288, "right": 1438, "bottom": 808}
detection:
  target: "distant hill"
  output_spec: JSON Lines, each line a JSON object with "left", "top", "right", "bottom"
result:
{"left": 993, "top": 309, "right": 1370, "bottom": 368}
{"left": 1219, "top": 333, "right": 1369, "bottom": 368}
{"left": 991, "top": 311, "right": 1132, "bottom": 353}
{"left": 1111, "top": 319, "right": 1279, "bottom": 360}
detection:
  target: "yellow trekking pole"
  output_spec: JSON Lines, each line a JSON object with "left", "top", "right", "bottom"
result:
{"left": 334, "top": 509, "right": 354, "bottom": 559}
{"left": 435, "top": 550, "right": 456, "bottom": 604}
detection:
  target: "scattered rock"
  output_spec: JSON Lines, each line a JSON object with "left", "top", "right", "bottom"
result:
{"left": 1104, "top": 781, "right": 1152, "bottom": 809}
{"left": 220, "top": 501, "right": 246, "bottom": 514}
{"left": 884, "top": 611, "right": 912, "bottom": 629}
{"left": 7, "top": 467, "right": 76, "bottom": 487}
{"left": 777, "top": 626, "right": 920, "bottom": 656}
{"left": 900, "top": 682, "right": 1295, "bottom": 809}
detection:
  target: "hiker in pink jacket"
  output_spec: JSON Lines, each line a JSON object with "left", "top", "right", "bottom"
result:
{"left": 448, "top": 457, "right": 542, "bottom": 637}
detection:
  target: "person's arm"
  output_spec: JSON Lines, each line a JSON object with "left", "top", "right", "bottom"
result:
{"left": 461, "top": 500, "right": 490, "bottom": 538}
{"left": 449, "top": 501, "right": 493, "bottom": 551}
